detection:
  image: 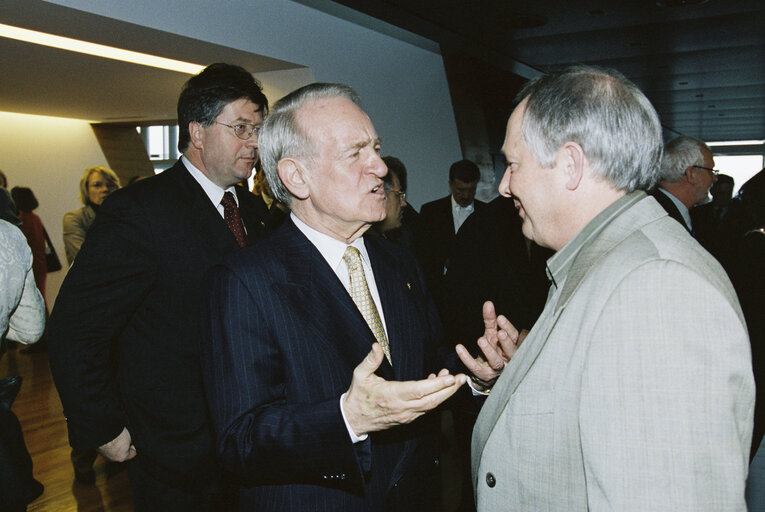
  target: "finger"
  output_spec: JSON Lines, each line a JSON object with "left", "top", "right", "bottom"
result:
{"left": 478, "top": 337, "right": 507, "bottom": 371}
{"left": 497, "top": 330, "right": 518, "bottom": 360}
{"left": 518, "top": 329, "right": 530, "bottom": 345}
{"left": 355, "top": 343, "right": 384, "bottom": 378}
{"left": 496, "top": 315, "right": 520, "bottom": 341}
{"left": 456, "top": 344, "right": 487, "bottom": 375}
{"left": 406, "top": 374, "right": 467, "bottom": 412}
{"left": 482, "top": 301, "right": 499, "bottom": 344}
{"left": 437, "top": 368, "right": 451, "bottom": 377}
{"left": 482, "top": 301, "right": 497, "bottom": 329}
{"left": 392, "top": 373, "right": 458, "bottom": 401}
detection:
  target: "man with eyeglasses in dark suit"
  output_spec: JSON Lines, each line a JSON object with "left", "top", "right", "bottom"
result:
{"left": 651, "top": 135, "right": 718, "bottom": 234}
{"left": 48, "top": 63, "right": 269, "bottom": 511}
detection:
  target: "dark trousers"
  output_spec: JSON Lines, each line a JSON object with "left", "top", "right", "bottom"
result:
{"left": 126, "top": 459, "right": 236, "bottom": 512}
{"left": 0, "top": 406, "right": 43, "bottom": 512}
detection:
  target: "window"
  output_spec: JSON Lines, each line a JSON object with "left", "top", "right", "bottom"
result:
{"left": 708, "top": 140, "right": 765, "bottom": 195}
{"left": 136, "top": 125, "right": 179, "bottom": 174}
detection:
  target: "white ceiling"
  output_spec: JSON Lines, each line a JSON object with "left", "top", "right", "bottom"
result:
{"left": 0, "top": 0, "right": 301, "bottom": 122}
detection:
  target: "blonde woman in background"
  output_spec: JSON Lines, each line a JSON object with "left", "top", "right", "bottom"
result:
{"left": 62, "top": 166, "right": 120, "bottom": 265}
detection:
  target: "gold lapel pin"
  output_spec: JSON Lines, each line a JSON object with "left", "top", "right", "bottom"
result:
{"left": 406, "top": 282, "right": 412, "bottom": 290}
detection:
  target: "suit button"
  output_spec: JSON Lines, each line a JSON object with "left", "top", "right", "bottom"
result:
{"left": 486, "top": 472, "right": 496, "bottom": 488}
{"left": 434, "top": 457, "right": 440, "bottom": 466}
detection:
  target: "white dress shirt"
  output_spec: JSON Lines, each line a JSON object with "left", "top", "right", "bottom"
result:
{"left": 182, "top": 156, "right": 241, "bottom": 216}
{"left": 291, "top": 213, "right": 390, "bottom": 443}
{"left": 451, "top": 195, "right": 474, "bottom": 233}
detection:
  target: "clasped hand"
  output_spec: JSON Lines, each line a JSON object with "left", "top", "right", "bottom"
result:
{"left": 97, "top": 426, "right": 136, "bottom": 462}
{"left": 455, "top": 301, "right": 527, "bottom": 392}
{"left": 343, "top": 343, "right": 467, "bottom": 436}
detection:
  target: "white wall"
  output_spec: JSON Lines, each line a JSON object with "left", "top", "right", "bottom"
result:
{"left": 44, "top": 0, "right": 463, "bottom": 206}
{"left": 0, "top": 111, "right": 108, "bottom": 307}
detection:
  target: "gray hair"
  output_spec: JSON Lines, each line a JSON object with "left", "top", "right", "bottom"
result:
{"left": 518, "top": 66, "right": 663, "bottom": 192}
{"left": 659, "top": 136, "right": 709, "bottom": 183}
{"left": 259, "top": 83, "right": 361, "bottom": 205}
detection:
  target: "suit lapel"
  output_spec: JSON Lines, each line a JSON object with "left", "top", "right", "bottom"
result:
{"left": 235, "top": 187, "right": 269, "bottom": 238}
{"left": 471, "top": 294, "right": 563, "bottom": 470}
{"left": 274, "top": 220, "right": 389, "bottom": 376}
{"left": 169, "top": 162, "right": 241, "bottom": 256}
{"left": 473, "top": 195, "right": 666, "bottom": 468}
{"left": 366, "top": 236, "right": 418, "bottom": 381}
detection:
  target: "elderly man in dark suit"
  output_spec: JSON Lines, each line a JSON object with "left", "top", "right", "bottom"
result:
{"left": 48, "top": 63, "right": 269, "bottom": 511}
{"left": 201, "top": 83, "right": 466, "bottom": 512}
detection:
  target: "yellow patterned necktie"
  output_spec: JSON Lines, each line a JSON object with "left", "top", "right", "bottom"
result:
{"left": 342, "top": 246, "right": 391, "bottom": 364}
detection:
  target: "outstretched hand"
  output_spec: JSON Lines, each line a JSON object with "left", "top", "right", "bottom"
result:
{"left": 343, "top": 343, "right": 467, "bottom": 436}
{"left": 456, "top": 301, "right": 527, "bottom": 392}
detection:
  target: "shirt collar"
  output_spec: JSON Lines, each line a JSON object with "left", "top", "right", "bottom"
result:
{"left": 290, "top": 212, "right": 371, "bottom": 271}
{"left": 451, "top": 195, "right": 474, "bottom": 212}
{"left": 182, "top": 155, "right": 239, "bottom": 207}
{"left": 546, "top": 190, "right": 645, "bottom": 289}
{"left": 657, "top": 187, "right": 692, "bottom": 229}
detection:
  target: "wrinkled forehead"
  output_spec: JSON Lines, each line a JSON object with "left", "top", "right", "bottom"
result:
{"left": 503, "top": 99, "right": 529, "bottom": 150}
{"left": 299, "top": 97, "right": 374, "bottom": 146}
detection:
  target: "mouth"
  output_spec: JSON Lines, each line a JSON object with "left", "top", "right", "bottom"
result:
{"left": 513, "top": 198, "right": 525, "bottom": 217}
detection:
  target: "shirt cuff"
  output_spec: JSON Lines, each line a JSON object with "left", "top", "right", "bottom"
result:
{"left": 467, "top": 377, "right": 491, "bottom": 396}
{"left": 340, "top": 393, "right": 369, "bottom": 443}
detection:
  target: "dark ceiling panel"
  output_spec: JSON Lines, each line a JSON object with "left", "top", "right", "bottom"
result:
{"left": 328, "top": 0, "right": 765, "bottom": 141}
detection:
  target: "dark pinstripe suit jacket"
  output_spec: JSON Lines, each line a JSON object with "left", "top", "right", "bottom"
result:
{"left": 201, "top": 218, "right": 444, "bottom": 511}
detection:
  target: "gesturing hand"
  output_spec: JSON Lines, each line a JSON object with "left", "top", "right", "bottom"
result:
{"left": 343, "top": 343, "right": 467, "bottom": 436}
{"left": 456, "top": 301, "right": 527, "bottom": 392}
{"left": 97, "top": 427, "right": 136, "bottom": 462}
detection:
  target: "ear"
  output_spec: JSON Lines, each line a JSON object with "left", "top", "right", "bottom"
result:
{"left": 684, "top": 166, "right": 699, "bottom": 184}
{"left": 189, "top": 121, "right": 204, "bottom": 150}
{"left": 277, "top": 158, "right": 310, "bottom": 200}
{"left": 561, "top": 141, "right": 585, "bottom": 191}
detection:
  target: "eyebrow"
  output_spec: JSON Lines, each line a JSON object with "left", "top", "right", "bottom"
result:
{"left": 230, "top": 115, "right": 262, "bottom": 124}
{"left": 343, "top": 137, "right": 381, "bottom": 151}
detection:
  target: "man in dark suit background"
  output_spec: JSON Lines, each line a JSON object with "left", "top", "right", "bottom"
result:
{"left": 48, "top": 63, "right": 269, "bottom": 511}
{"left": 201, "top": 83, "right": 466, "bottom": 511}
{"left": 651, "top": 135, "right": 718, "bottom": 234}
{"left": 418, "top": 159, "right": 486, "bottom": 315}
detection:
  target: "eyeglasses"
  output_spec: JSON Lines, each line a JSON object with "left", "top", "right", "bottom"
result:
{"left": 215, "top": 122, "right": 261, "bottom": 140}
{"left": 692, "top": 165, "right": 720, "bottom": 176}
{"left": 388, "top": 189, "right": 406, "bottom": 202}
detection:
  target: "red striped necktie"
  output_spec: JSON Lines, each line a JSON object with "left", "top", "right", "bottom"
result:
{"left": 220, "top": 191, "right": 248, "bottom": 248}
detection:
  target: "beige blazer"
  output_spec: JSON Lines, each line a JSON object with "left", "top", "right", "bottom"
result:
{"left": 62, "top": 204, "right": 96, "bottom": 265}
{"left": 472, "top": 195, "right": 754, "bottom": 511}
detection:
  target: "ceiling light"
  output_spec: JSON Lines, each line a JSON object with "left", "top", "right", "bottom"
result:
{"left": 0, "top": 23, "right": 204, "bottom": 74}
{"left": 708, "top": 140, "right": 765, "bottom": 146}
{"left": 656, "top": 0, "right": 709, "bottom": 6}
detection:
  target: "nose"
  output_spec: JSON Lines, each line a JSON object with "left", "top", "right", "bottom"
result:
{"left": 498, "top": 168, "right": 512, "bottom": 197}
{"left": 245, "top": 131, "right": 259, "bottom": 148}
{"left": 370, "top": 152, "right": 387, "bottom": 177}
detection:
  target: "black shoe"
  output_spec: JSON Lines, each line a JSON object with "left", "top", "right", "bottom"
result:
{"left": 20, "top": 342, "right": 47, "bottom": 354}
{"left": 0, "top": 375, "right": 22, "bottom": 409}
{"left": 74, "top": 469, "right": 96, "bottom": 485}
{"left": 105, "top": 460, "right": 126, "bottom": 479}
